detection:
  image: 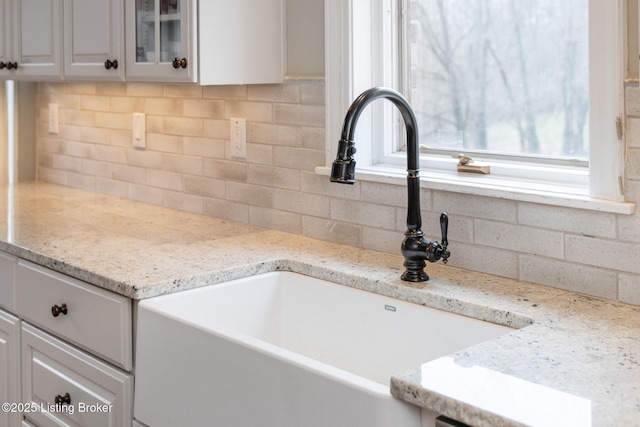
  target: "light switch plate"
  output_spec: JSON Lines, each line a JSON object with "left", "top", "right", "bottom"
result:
{"left": 133, "top": 113, "right": 146, "bottom": 149}
{"left": 48, "top": 103, "right": 59, "bottom": 134}
{"left": 230, "top": 118, "right": 247, "bottom": 159}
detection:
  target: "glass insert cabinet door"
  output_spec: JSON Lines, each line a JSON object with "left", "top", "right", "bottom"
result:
{"left": 126, "top": 0, "right": 195, "bottom": 82}
{"left": 135, "top": 0, "right": 180, "bottom": 64}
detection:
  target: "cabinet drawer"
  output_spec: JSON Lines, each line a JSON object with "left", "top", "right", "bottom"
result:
{"left": 17, "top": 260, "right": 132, "bottom": 370}
{"left": 0, "top": 251, "right": 17, "bottom": 312}
{"left": 21, "top": 323, "right": 133, "bottom": 427}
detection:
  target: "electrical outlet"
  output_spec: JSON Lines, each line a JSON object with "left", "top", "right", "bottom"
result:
{"left": 230, "top": 118, "right": 247, "bottom": 159}
{"left": 48, "top": 103, "right": 59, "bottom": 134}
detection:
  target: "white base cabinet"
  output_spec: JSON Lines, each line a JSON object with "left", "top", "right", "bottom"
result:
{"left": 0, "top": 309, "right": 20, "bottom": 427}
{"left": 0, "top": 251, "right": 134, "bottom": 427}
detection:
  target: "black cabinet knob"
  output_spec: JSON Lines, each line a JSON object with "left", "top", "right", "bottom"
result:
{"left": 55, "top": 393, "right": 71, "bottom": 405}
{"left": 172, "top": 57, "right": 188, "bottom": 69}
{"left": 104, "top": 59, "right": 118, "bottom": 70}
{"left": 51, "top": 303, "right": 68, "bottom": 317}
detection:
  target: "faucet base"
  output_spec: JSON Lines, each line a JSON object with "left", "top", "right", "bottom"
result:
{"left": 401, "top": 261, "right": 429, "bottom": 282}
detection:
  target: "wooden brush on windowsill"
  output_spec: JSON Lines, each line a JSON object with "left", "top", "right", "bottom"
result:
{"left": 452, "top": 154, "right": 491, "bottom": 174}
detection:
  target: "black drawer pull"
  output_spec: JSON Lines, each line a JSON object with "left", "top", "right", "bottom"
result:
{"left": 51, "top": 303, "right": 68, "bottom": 317}
{"left": 55, "top": 393, "right": 71, "bottom": 405}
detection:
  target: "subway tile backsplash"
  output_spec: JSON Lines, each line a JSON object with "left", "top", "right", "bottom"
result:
{"left": 36, "top": 80, "right": 640, "bottom": 306}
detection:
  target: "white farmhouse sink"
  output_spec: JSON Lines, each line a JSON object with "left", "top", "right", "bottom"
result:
{"left": 134, "top": 271, "right": 515, "bottom": 427}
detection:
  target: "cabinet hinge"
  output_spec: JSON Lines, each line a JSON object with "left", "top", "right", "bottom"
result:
{"left": 616, "top": 116, "right": 623, "bottom": 140}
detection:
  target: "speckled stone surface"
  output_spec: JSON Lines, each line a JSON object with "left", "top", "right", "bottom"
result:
{"left": 1, "top": 181, "right": 639, "bottom": 426}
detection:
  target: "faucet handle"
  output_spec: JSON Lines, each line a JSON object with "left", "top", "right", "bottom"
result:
{"left": 440, "top": 212, "right": 450, "bottom": 264}
{"left": 440, "top": 212, "right": 448, "bottom": 246}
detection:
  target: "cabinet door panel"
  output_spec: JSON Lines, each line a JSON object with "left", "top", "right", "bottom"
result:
{"left": 13, "top": 0, "right": 62, "bottom": 79}
{"left": 0, "top": 0, "right": 10, "bottom": 63}
{"left": 64, "top": 0, "right": 124, "bottom": 80}
{"left": 22, "top": 323, "right": 133, "bottom": 427}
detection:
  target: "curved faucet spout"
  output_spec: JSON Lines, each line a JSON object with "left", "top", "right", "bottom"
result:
{"left": 339, "top": 87, "right": 420, "bottom": 172}
{"left": 330, "top": 87, "right": 450, "bottom": 282}
{"left": 331, "top": 87, "right": 421, "bottom": 231}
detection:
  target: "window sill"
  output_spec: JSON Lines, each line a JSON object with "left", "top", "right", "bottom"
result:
{"left": 315, "top": 165, "right": 636, "bottom": 215}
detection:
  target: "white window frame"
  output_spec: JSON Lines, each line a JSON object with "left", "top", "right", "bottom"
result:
{"left": 321, "top": 0, "right": 635, "bottom": 214}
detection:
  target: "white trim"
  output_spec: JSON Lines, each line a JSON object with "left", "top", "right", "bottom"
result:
{"left": 324, "top": 0, "right": 353, "bottom": 165}
{"left": 5, "top": 80, "right": 14, "bottom": 184}
{"left": 324, "top": 0, "right": 634, "bottom": 212}
{"left": 588, "top": 0, "right": 625, "bottom": 201}
{"left": 0, "top": 82, "right": 6, "bottom": 184}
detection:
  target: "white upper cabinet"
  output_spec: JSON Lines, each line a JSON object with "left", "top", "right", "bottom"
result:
{"left": 63, "top": 0, "right": 124, "bottom": 80}
{"left": 198, "top": 0, "right": 283, "bottom": 85}
{"left": 0, "top": 0, "right": 123, "bottom": 81}
{"left": 0, "top": 1, "right": 9, "bottom": 71}
{"left": 125, "top": 0, "right": 196, "bottom": 82}
{"left": 126, "top": 0, "right": 283, "bottom": 84}
{"left": 0, "top": 0, "right": 63, "bottom": 80}
{"left": 1, "top": 0, "right": 283, "bottom": 84}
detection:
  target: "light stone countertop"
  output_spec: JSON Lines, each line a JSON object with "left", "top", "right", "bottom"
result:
{"left": 1, "top": 181, "right": 638, "bottom": 426}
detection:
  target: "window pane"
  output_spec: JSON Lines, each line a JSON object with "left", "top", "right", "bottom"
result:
{"left": 407, "top": 0, "right": 589, "bottom": 161}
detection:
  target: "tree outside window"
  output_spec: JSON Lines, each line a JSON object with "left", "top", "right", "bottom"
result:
{"left": 407, "top": 0, "right": 589, "bottom": 162}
